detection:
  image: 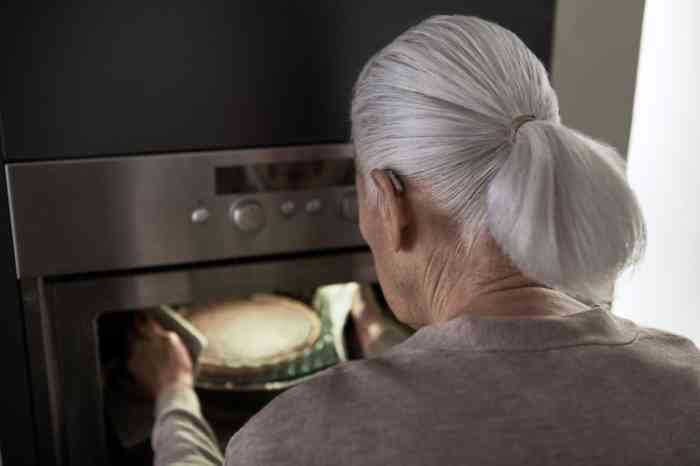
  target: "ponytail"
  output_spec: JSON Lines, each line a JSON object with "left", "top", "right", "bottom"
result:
{"left": 487, "top": 120, "right": 646, "bottom": 302}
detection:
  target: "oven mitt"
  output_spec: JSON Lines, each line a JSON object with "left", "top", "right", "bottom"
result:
{"left": 153, "top": 305, "right": 208, "bottom": 376}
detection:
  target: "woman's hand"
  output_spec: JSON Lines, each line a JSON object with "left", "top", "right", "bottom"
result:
{"left": 127, "top": 316, "right": 194, "bottom": 399}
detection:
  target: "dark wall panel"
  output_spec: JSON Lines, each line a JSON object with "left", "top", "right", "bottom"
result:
{"left": 1, "top": 1, "right": 554, "bottom": 161}
{"left": 0, "top": 119, "right": 37, "bottom": 464}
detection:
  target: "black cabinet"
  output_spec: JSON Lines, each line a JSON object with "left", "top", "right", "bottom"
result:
{"left": 0, "top": 1, "right": 554, "bottom": 161}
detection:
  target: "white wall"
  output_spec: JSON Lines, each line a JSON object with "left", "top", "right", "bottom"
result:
{"left": 613, "top": 1, "right": 700, "bottom": 343}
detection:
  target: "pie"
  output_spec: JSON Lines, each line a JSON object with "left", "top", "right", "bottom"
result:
{"left": 184, "top": 294, "right": 321, "bottom": 384}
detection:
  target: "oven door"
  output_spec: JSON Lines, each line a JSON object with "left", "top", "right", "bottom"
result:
{"left": 22, "top": 250, "right": 374, "bottom": 466}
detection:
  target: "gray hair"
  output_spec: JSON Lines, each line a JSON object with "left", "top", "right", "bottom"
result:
{"left": 350, "top": 15, "right": 645, "bottom": 303}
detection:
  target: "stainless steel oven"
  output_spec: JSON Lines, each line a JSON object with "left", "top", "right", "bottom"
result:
{"left": 6, "top": 143, "right": 389, "bottom": 465}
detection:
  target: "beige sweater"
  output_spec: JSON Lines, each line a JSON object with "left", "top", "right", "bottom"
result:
{"left": 152, "top": 308, "right": 700, "bottom": 465}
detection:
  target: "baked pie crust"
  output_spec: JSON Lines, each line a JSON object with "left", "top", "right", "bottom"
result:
{"left": 184, "top": 294, "right": 321, "bottom": 380}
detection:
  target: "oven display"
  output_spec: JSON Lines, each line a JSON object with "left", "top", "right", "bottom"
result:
{"left": 215, "top": 159, "right": 355, "bottom": 194}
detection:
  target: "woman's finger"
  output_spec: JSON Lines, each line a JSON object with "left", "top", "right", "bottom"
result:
{"left": 133, "top": 313, "right": 167, "bottom": 337}
{"left": 147, "top": 318, "right": 169, "bottom": 337}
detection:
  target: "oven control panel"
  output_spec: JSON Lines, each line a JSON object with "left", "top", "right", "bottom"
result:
{"left": 7, "top": 143, "right": 366, "bottom": 277}
{"left": 221, "top": 191, "right": 359, "bottom": 233}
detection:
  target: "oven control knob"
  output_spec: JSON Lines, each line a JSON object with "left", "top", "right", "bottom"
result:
{"left": 305, "top": 198, "right": 323, "bottom": 215}
{"left": 230, "top": 201, "right": 266, "bottom": 232}
{"left": 340, "top": 192, "right": 359, "bottom": 222}
{"left": 280, "top": 200, "right": 296, "bottom": 217}
{"left": 191, "top": 207, "right": 210, "bottom": 224}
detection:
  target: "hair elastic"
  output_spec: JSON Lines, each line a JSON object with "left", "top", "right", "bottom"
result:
{"left": 384, "top": 169, "right": 405, "bottom": 194}
{"left": 510, "top": 114, "right": 536, "bottom": 141}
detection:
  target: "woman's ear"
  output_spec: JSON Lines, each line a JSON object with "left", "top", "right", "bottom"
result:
{"left": 370, "top": 169, "right": 410, "bottom": 252}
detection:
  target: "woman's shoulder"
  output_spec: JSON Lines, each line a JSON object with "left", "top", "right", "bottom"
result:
{"left": 238, "top": 355, "right": 409, "bottom": 420}
{"left": 626, "top": 322, "right": 700, "bottom": 378}
{"left": 223, "top": 357, "right": 403, "bottom": 464}
{"left": 635, "top": 323, "right": 699, "bottom": 350}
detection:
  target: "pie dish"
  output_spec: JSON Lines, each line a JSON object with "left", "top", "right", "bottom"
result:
{"left": 184, "top": 294, "right": 321, "bottom": 384}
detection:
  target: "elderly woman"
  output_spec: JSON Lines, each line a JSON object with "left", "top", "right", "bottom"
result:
{"left": 129, "top": 15, "right": 700, "bottom": 466}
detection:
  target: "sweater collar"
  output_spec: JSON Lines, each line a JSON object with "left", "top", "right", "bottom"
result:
{"left": 403, "top": 308, "right": 639, "bottom": 352}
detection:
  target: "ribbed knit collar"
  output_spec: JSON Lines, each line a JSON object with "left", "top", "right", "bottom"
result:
{"left": 403, "top": 308, "right": 639, "bottom": 353}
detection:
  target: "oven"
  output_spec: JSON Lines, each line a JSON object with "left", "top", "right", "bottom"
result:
{"left": 6, "top": 143, "right": 407, "bottom": 465}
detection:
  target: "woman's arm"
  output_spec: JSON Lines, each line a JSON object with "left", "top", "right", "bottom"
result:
{"left": 129, "top": 318, "right": 224, "bottom": 465}
{"left": 152, "top": 384, "right": 224, "bottom": 466}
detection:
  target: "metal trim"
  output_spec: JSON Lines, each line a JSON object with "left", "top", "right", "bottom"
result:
{"left": 21, "top": 279, "right": 64, "bottom": 466}
{"left": 4, "top": 165, "right": 20, "bottom": 278}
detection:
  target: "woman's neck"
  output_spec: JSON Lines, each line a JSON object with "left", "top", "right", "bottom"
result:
{"left": 413, "top": 230, "right": 592, "bottom": 325}
{"left": 423, "top": 263, "right": 590, "bottom": 324}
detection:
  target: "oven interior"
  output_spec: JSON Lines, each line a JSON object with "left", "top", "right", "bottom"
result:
{"left": 94, "top": 281, "right": 406, "bottom": 464}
